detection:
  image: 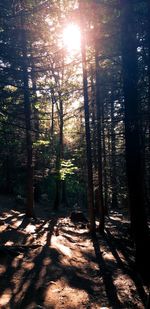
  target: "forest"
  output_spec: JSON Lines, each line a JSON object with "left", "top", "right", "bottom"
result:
{"left": 0, "top": 0, "right": 150, "bottom": 308}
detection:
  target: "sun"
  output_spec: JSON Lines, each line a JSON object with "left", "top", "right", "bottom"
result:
{"left": 63, "top": 24, "right": 81, "bottom": 53}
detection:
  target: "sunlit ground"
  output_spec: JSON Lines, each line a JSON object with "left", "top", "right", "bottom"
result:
{"left": 0, "top": 203, "right": 149, "bottom": 308}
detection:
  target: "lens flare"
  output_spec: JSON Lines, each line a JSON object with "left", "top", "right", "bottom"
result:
{"left": 63, "top": 24, "right": 81, "bottom": 53}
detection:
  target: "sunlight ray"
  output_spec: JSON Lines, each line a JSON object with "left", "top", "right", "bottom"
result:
{"left": 63, "top": 23, "right": 81, "bottom": 54}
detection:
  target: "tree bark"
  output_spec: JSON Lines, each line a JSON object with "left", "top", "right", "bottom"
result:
{"left": 95, "top": 45, "right": 105, "bottom": 232}
{"left": 80, "top": 4, "right": 96, "bottom": 234}
{"left": 121, "top": 0, "right": 149, "bottom": 278}
{"left": 21, "top": 14, "right": 34, "bottom": 217}
{"left": 30, "top": 55, "right": 39, "bottom": 140}
{"left": 102, "top": 99, "right": 108, "bottom": 213}
{"left": 90, "top": 66, "right": 97, "bottom": 171}
{"left": 110, "top": 91, "right": 118, "bottom": 208}
{"left": 147, "top": 0, "right": 150, "bottom": 210}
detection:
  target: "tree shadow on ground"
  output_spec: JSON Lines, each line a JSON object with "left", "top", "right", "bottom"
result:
{"left": 0, "top": 242, "right": 96, "bottom": 308}
{"left": 0, "top": 204, "right": 149, "bottom": 308}
{"left": 104, "top": 228, "right": 148, "bottom": 307}
{"left": 0, "top": 209, "right": 95, "bottom": 308}
{"left": 0, "top": 245, "right": 60, "bottom": 308}
{"left": 91, "top": 235, "right": 123, "bottom": 308}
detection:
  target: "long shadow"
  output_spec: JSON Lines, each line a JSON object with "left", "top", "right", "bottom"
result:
{"left": 0, "top": 233, "right": 60, "bottom": 307}
{"left": 9, "top": 245, "right": 95, "bottom": 308}
{"left": 104, "top": 227, "right": 134, "bottom": 267}
{"left": 62, "top": 265, "right": 94, "bottom": 295}
{"left": 92, "top": 235, "right": 123, "bottom": 308}
{"left": 104, "top": 228, "right": 148, "bottom": 307}
{"left": 0, "top": 224, "right": 98, "bottom": 308}
{"left": 0, "top": 246, "right": 27, "bottom": 301}
{"left": 16, "top": 216, "right": 31, "bottom": 231}
{"left": 12, "top": 246, "right": 61, "bottom": 308}
{"left": 0, "top": 210, "right": 65, "bottom": 308}
{"left": 0, "top": 209, "right": 139, "bottom": 308}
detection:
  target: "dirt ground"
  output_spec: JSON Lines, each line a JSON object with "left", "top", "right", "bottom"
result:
{"left": 0, "top": 195, "right": 149, "bottom": 308}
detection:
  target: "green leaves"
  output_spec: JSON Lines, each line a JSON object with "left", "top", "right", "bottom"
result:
{"left": 33, "top": 140, "right": 50, "bottom": 147}
{"left": 60, "top": 159, "right": 78, "bottom": 180}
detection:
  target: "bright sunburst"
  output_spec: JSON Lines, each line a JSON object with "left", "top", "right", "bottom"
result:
{"left": 63, "top": 24, "right": 81, "bottom": 53}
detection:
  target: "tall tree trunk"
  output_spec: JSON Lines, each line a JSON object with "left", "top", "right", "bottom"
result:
{"left": 30, "top": 55, "right": 39, "bottom": 140}
{"left": 80, "top": 3, "right": 95, "bottom": 234}
{"left": 102, "top": 100, "right": 108, "bottom": 213}
{"left": 147, "top": 0, "right": 150, "bottom": 210}
{"left": 90, "top": 66, "right": 97, "bottom": 171}
{"left": 121, "top": 0, "right": 149, "bottom": 278}
{"left": 95, "top": 46, "right": 105, "bottom": 232}
{"left": 21, "top": 14, "right": 34, "bottom": 217}
{"left": 4, "top": 132, "right": 12, "bottom": 194}
{"left": 50, "top": 87, "right": 56, "bottom": 157}
{"left": 54, "top": 108, "right": 62, "bottom": 210}
{"left": 110, "top": 91, "right": 118, "bottom": 208}
{"left": 54, "top": 92, "right": 67, "bottom": 209}
{"left": 59, "top": 97, "right": 68, "bottom": 207}
{"left": 51, "top": 95, "right": 54, "bottom": 153}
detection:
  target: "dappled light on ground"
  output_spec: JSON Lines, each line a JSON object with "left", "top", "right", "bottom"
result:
{"left": 51, "top": 236, "right": 73, "bottom": 258}
{"left": 44, "top": 279, "right": 89, "bottom": 309}
{"left": 0, "top": 288, "right": 12, "bottom": 307}
{"left": 0, "top": 197, "right": 149, "bottom": 308}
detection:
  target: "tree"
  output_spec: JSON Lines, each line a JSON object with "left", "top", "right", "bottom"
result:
{"left": 121, "top": 0, "right": 150, "bottom": 277}
{"left": 95, "top": 43, "right": 105, "bottom": 232}
{"left": 20, "top": 11, "right": 34, "bottom": 217}
{"left": 79, "top": 1, "right": 96, "bottom": 234}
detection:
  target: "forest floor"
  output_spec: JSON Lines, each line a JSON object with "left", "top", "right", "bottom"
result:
{"left": 0, "top": 195, "right": 149, "bottom": 309}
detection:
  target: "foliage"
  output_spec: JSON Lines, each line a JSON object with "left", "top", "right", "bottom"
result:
{"left": 59, "top": 159, "right": 78, "bottom": 180}
{"left": 0, "top": 0, "right": 149, "bottom": 221}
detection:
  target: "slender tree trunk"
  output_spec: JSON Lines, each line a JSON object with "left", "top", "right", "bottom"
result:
{"left": 4, "top": 133, "right": 12, "bottom": 194}
{"left": 21, "top": 14, "right": 34, "bottom": 217}
{"left": 102, "top": 100, "right": 108, "bottom": 214}
{"left": 108, "top": 126, "right": 112, "bottom": 204}
{"left": 50, "top": 88, "right": 56, "bottom": 156}
{"left": 147, "top": 0, "right": 150, "bottom": 210}
{"left": 31, "top": 56, "right": 39, "bottom": 140}
{"left": 121, "top": 0, "right": 149, "bottom": 278}
{"left": 95, "top": 45, "right": 105, "bottom": 232}
{"left": 54, "top": 172, "right": 61, "bottom": 211}
{"left": 59, "top": 97, "right": 68, "bottom": 207}
{"left": 80, "top": 4, "right": 95, "bottom": 233}
{"left": 90, "top": 66, "right": 97, "bottom": 171}
{"left": 54, "top": 132, "right": 61, "bottom": 211}
{"left": 110, "top": 91, "right": 118, "bottom": 208}
{"left": 52, "top": 52, "right": 68, "bottom": 210}
{"left": 54, "top": 91, "right": 67, "bottom": 209}
{"left": 51, "top": 99, "right": 54, "bottom": 151}
{"left": 61, "top": 179, "right": 68, "bottom": 206}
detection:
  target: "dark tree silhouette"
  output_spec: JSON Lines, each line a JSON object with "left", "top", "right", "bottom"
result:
{"left": 121, "top": 0, "right": 150, "bottom": 277}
